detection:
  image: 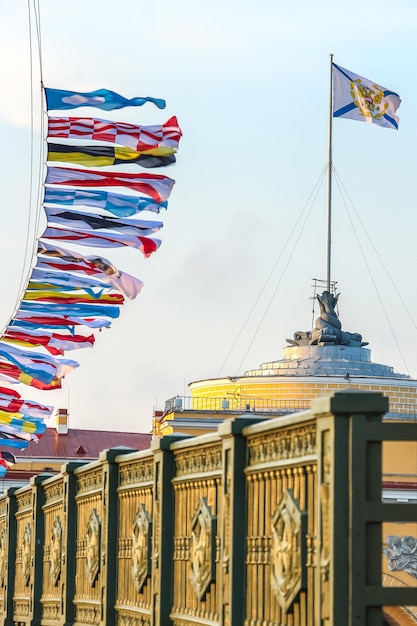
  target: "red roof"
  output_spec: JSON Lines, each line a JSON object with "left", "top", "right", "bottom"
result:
{"left": 15, "top": 427, "right": 152, "bottom": 461}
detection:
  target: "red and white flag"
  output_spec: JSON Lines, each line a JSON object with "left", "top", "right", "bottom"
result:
{"left": 45, "top": 167, "right": 175, "bottom": 203}
{"left": 48, "top": 115, "right": 182, "bottom": 151}
{"left": 41, "top": 226, "right": 161, "bottom": 256}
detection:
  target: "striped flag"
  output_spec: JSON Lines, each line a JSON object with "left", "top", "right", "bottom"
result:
{"left": 41, "top": 226, "right": 161, "bottom": 256}
{"left": 12, "top": 312, "right": 113, "bottom": 329}
{"left": 0, "top": 413, "right": 46, "bottom": 435}
{"left": 27, "top": 266, "right": 113, "bottom": 298}
{"left": 28, "top": 267, "right": 114, "bottom": 293}
{"left": 0, "top": 386, "right": 20, "bottom": 398}
{"left": 37, "top": 241, "right": 144, "bottom": 299}
{"left": 45, "top": 167, "right": 175, "bottom": 203}
{"left": 48, "top": 115, "right": 181, "bottom": 151}
{"left": 19, "top": 301, "right": 120, "bottom": 319}
{"left": 0, "top": 389, "right": 53, "bottom": 418}
{"left": 44, "top": 206, "right": 163, "bottom": 236}
{"left": 0, "top": 362, "right": 62, "bottom": 389}
{"left": 44, "top": 188, "right": 167, "bottom": 217}
{"left": 0, "top": 341, "right": 79, "bottom": 385}
{"left": 0, "top": 430, "right": 29, "bottom": 448}
{"left": 0, "top": 451, "right": 16, "bottom": 468}
{"left": 22, "top": 289, "right": 124, "bottom": 305}
{"left": 3, "top": 326, "right": 95, "bottom": 356}
{"left": 47, "top": 143, "right": 176, "bottom": 168}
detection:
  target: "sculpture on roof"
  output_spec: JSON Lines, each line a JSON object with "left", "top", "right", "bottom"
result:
{"left": 287, "top": 290, "right": 368, "bottom": 347}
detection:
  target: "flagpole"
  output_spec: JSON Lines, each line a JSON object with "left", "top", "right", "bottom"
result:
{"left": 326, "top": 53, "right": 333, "bottom": 293}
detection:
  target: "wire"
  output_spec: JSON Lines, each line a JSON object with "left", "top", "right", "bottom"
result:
{"left": 32, "top": 0, "right": 44, "bottom": 86}
{"left": 234, "top": 172, "right": 325, "bottom": 376}
{"left": 332, "top": 166, "right": 410, "bottom": 376}
{"left": 217, "top": 166, "right": 327, "bottom": 378}
{"left": 226, "top": 161, "right": 413, "bottom": 378}
{"left": 3, "top": 1, "right": 45, "bottom": 334}
{"left": 333, "top": 168, "right": 417, "bottom": 335}
{"left": 215, "top": 165, "right": 327, "bottom": 378}
{"left": 32, "top": 0, "right": 46, "bottom": 240}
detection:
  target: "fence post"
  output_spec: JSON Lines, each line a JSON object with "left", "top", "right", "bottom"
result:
{"left": 31, "top": 474, "right": 50, "bottom": 626}
{"left": 61, "top": 461, "right": 87, "bottom": 626}
{"left": 3, "top": 487, "right": 18, "bottom": 626}
{"left": 312, "top": 390, "right": 389, "bottom": 626}
{"left": 99, "top": 447, "right": 137, "bottom": 626}
{"left": 151, "top": 435, "right": 189, "bottom": 626}
{"left": 218, "top": 414, "right": 265, "bottom": 626}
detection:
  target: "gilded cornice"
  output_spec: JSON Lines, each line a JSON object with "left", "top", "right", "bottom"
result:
{"left": 247, "top": 424, "right": 316, "bottom": 468}
{"left": 119, "top": 459, "right": 154, "bottom": 489}
{"left": 174, "top": 445, "right": 222, "bottom": 477}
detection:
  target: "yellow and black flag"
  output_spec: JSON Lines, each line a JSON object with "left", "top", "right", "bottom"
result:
{"left": 47, "top": 143, "right": 176, "bottom": 168}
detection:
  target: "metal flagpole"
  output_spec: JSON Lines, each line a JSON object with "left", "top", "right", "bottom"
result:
{"left": 326, "top": 53, "right": 334, "bottom": 293}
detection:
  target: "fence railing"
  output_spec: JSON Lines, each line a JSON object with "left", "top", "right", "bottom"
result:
{"left": 0, "top": 391, "right": 416, "bottom": 626}
{"left": 164, "top": 395, "right": 417, "bottom": 418}
{"left": 164, "top": 394, "right": 312, "bottom": 414}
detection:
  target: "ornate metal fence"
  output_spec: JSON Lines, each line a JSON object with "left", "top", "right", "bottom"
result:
{"left": 0, "top": 391, "right": 415, "bottom": 626}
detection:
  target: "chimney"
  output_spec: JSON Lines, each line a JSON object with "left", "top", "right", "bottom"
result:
{"left": 55, "top": 408, "right": 69, "bottom": 435}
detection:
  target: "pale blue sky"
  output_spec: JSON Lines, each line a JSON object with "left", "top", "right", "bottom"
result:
{"left": 0, "top": 1, "right": 416, "bottom": 432}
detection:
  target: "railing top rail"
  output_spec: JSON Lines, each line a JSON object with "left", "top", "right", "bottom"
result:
{"left": 115, "top": 447, "right": 154, "bottom": 465}
{"left": 170, "top": 430, "right": 222, "bottom": 451}
{"left": 243, "top": 409, "right": 314, "bottom": 437}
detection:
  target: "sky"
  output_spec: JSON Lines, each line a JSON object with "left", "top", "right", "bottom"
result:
{"left": 0, "top": 0, "right": 416, "bottom": 434}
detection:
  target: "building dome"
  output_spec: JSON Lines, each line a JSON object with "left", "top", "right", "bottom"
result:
{"left": 189, "top": 291, "right": 417, "bottom": 419}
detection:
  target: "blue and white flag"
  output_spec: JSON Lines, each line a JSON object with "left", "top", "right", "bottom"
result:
{"left": 0, "top": 439, "right": 29, "bottom": 450}
{"left": 332, "top": 63, "right": 401, "bottom": 130}
{"left": 0, "top": 340, "right": 78, "bottom": 384}
{"left": 44, "top": 188, "right": 167, "bottom": 217}
{"left": 29, "top": 267, "right": 112, "bottom": 293}
{"left": 45, "top": 88, "right": 166, "bottom": 111}
{"left": 18, "top": 301, "right": 120, "bottom": 319}
{"left": 13, "top": 315, "right": 113, "bottom": 330}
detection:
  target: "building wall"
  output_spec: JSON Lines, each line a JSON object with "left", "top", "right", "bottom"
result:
{"left": 190, "top": 376, "right": 417, "bottom": 414}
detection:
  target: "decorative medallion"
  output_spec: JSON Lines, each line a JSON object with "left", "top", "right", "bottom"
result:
{"left": 350, "top": 78, "right": 389, "bottom": 121}
{"left": 22, "top": 522, "right": 32, "bottom": 586}
{"left": 271, "top": 489, "right": 305, "bottom": 613}
{"left": 0, "top": 527, "right": 6, "bottom": 587}
{"left": 86, "top": 509, "right": 100, "bottom": 586}
{"left": 190, "top": 497, "right": 217, "bottom": 601}
{"left": 131, "top": 504, "right": 152, "bottom": 592}
{"left": 383, "top": 535, "right": 417, "bottom": 580}
{"left": 50, "top": 516, "right": 62, "bottom": 586}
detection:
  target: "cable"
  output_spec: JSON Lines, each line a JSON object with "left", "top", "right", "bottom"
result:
{"left": 32, "top": 0, "right": 46, "bottom": 240}
{"left": 215, "top": 165, "right": 327, "bottom": 378}
{"left": 332, "top": 166, "right": 410, "bottom": 376}
{"left": 3, "top": 1, "right": 45, "bottom": 334}
{"left": 333, "top": 168, "right": 417, "bottom": 335}
{"left": 222, "top": 166, "right": 327, "bottom": 371}
{"left": 15, "top": 0, "right": 36, "bottom": 302}
{"left": 32, "top": 0, "right": 44, "bottom": 86}
{"left": 234, "top": 176, "right": 324, "bottom": 375}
